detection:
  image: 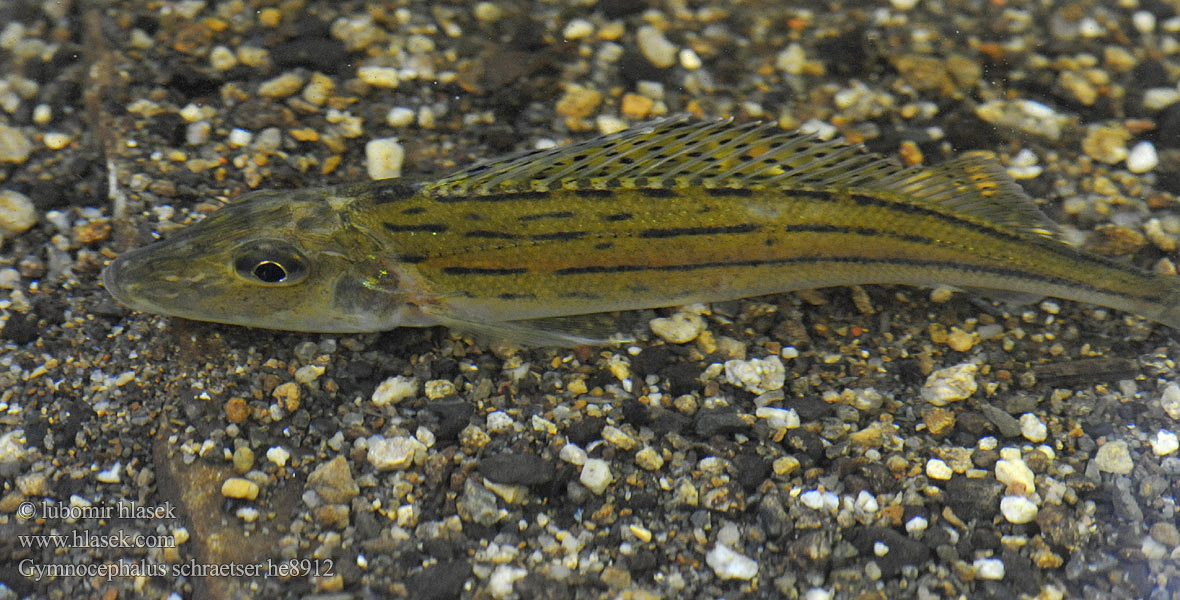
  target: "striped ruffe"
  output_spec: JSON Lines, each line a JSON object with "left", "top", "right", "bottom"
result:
{"left": 103, "top": 116, "right": 1180, "bottom": 344}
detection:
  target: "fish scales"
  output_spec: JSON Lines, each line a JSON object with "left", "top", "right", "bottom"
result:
{"left": 104, "top": 116, "right": 1180, "bottom": 344}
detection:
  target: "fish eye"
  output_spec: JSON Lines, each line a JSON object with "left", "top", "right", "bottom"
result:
{"left": 233, "top": 240, "right": 309, "bottom": 286}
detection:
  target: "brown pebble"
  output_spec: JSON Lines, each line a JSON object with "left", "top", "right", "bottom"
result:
{"left": 225, "top": 397, "right": 250, "bottom": 423}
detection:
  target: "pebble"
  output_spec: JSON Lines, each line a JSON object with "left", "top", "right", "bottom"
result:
{"left": 1143, "top": 88, "right": 1179, "bottom": 110}
{"left": 725, "top": 356, "right": 786, "bottom": 394}
{"left": 209, "top": 45, "right": 237, "bottom": 70}
{"left": 366, "top": 137, "right": 405, "bottom": 180}
{"left": 96, "top": 462, "right": 122, "bottom": 484}
{"left": 43, "top": 132, "right": 70, "bottom": 150}
{"left": 488, "top": 565, "right": 528, "bottom": 599}
{"left": 1081, "top": 124, "right": 1130, "bottom": 165}
{"left": 266, "top": 446, "right": 290, "bottom": 467}
{"left": 486, "top": 410, "right": 514, "bottom": 433}
{"left": 634, "top": 445, "right": 664, "bottom": 470}
{"left": 925, "top": 458, "right": 953, "bottom": 480}
{"left": 636, "top": 25, "right": 678, "bottom": 69}
{"left": 232, "top": 447, "right": 254, "bottom": 473}
{"left": 974, "top": 557, "right": 1005, "bottom": 580}
{"left": 579, "top": 458, "right": 613, "bottom": 494}
{"left": 1126, "top": 141, "right": 1159, "bottom": 173}
{"left": 1000, "top": 495, "right": 1038, "bottom": 523}
{"left": 562, "top": 18, "right": 593, "bottom": 40}
{"left": 755, "top": 406, "right": 800, "bottom": 430}
{"left": 306, "top": 456, "right": 359, "bottom": 503}
{"left": 386, "top": 106, "right": 415, "bottom": 127}
{"left": 375, "top": 377, "right": 422, "bottom": 406}
{"left": 1094, "top": 440, "right": 1134, "bottom": 474}
{"left": 1161, "top": 383, "right": 1180, "bottom": 420}
{"left": 679, "top": 48, "right": 702, "bottom": 70}
{"left": 0, "top": 124, "right": 31, "bottom": 163}
{"left": 559, "top": 442, "right": 587, "bottom": 466}
{"left": 1020, "top": 413, "right": 1048, "bottom": 442}
{"left": 775, "top": 43, "right": 807, "bottom": 74}
{"left": 706, "top": 544, "right": 758, "bottom": 580}
{"left": 1150, "top": 521, "right": 1180, "bottom": 548}
{"left": 357, "top": 66, "right": 400, "bottom": 88}
{"left": 555, "top": 84, "right": 603, "bottom": 119}
{"left": 1151, "top": 430, "right": 1179, "bottom": 456}
{"left": 890, "top": 0, "right": 919, "bottom": 9}
{"left": 995, "top": 456, "right": 1036, "bottom": 494}
{"left": 0, "top": 189, "right": 37, "bottom": 238}
{"left": 1142, "top": 534, "right": 1169, "bottom": 560}
{"left": 222, "top": 477, "right": 260, "bottom": 500}
{"left": 367, "top": 436, "right": 424, "bottom": 471}
{"left": 479, "top": 453, "right": 555, "bottom": 486}
{"left": 920, "top": 363, "right": 978, "bottom": 406}
{"left": 257, "top": 72, "right": 304, "bottom": 98}
{"left": 650, "top": 312, "right": 706, "bottom": 343}
{"left": 601, "top": 425, "right": 637, "bottom": 451}
{"left": 905, "top": 515, "right": 928, "bottom": 534}
{"left": 973, "top": 99, "right": 1068, "bottom": 141}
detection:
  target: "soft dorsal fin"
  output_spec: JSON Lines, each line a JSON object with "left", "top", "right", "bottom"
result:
{"left": 425, "top": 115, "right": 1062, "bottom": 240}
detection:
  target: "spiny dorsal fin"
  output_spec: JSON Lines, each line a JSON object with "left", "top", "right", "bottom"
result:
{"left": 425, "top": 116, "right": 1061, "bottom": 240}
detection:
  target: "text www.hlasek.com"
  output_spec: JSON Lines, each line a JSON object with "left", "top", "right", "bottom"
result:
{"left": 20, "top": 558, "right": 335, "bottom": 582}
{"left": 18, "top": 529, "right": 177, "bottom": 549}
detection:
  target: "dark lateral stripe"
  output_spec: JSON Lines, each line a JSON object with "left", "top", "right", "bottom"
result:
{"left": 551, "top": 256, "right": 1158, "bottom": 302}
{"left": 602, "top": 213, "right": 632, "bottom": 222}
{"left": 705, "top": 187, "right": 754, "bottom": 197}
{"left": 400, "top": 206, "right": 427, "bottom": 215}
{"left": 637, "top": 187, "right": 677, "bottom": 198}
{"left": 383, "top": 223, "right": 448, "bottom": 234}
{"left": 558, "top": 291, "right": 602, "bottom": 299}
{"left": 497, "top": 292, "right": 536, "bottom": 300}
{"left": 394, "top": 254, "right": 429, "bottom": 263}
{"left": 783, "top": 224, "right": 931, "bottom": 245}
{"left": 787, "top": 189, "right": 1136, "bottom": 275}
{"left": 442, "top": 266, "right": 527, "bottom": 275}
{"left": 531, "top": 231, "right": 586, "bottom": 241}
{"left": 519, "top": 211, "right": 575, "bottom": 222}
{"left": 371, "top": 182, "right": 417, "bottom": 204}
{"left": 435, "top": 191, "right": 549, "bottom": 203}
{"left": 640, "top": 224, "right": 761, "bottom": 238}
{"left": 465, "top": 230, "right": 519, "bottom": 239}
{"left": 574, "top": 189, "right": 614, "bottom": 198}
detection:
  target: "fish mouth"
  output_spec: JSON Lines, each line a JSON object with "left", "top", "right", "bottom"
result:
{"left": 102, "top": 247, "right": 172, "bottom": 314}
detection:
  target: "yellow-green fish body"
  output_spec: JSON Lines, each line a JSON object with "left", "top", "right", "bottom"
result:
{"left": 103, "top": 116, "right": 1180, "bottom": 344}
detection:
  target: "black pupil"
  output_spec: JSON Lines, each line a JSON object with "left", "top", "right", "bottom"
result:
{"left": 253, "top": 261, "right": 287, "bottom": 283}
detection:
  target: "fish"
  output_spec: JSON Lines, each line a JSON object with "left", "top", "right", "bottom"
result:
{"left": 103, "top": 115, "right": 1180, "bottom": 345}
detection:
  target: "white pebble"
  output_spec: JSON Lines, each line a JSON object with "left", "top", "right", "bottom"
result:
{"left": 804, "top": 589, "right": 833, "bottom": 600}
{"left": 371, "top": 376, "right": 418, "bottom": 405}
{"left": 1162, "top": 383, "right": 1180, "bottom": 420}
{"left": 650, "top": 312, "right": 706, "bottom": 343}
{"left": 925, "top": 458, "right": 953, "bottom": 480}
{"left": 209, "top": 45, "right": 238, "bottom": 70}
{"left": 43, "top": 132, "right": 70, "bottom": 150}
{"left": 905, "top": 515, "right": 928, "bottom": 534}
{"left": 266, "top": 446, "right": 290, "bottom": 467}
{"left": 487, "top": 565, "right": 527, "bottom": 599}
{"left": 366, "top": 436, "right": 424, "bottom": 471}
{"left": 96, "top": 462, "right": 122, "bottom": 484}
{"left": 891, "top": 0, "right": 919, "bottom": 9}
{"left": 366, "top": 137, "right": 405, "bottom": 180}
{"left": 1133, "top": 11, "right": 1156, "bottom": 33}
{"left": 0, "top": 189, "right": 37, "bottom": 238}
{"left": 995, "top": 457, "right": 1036, "bottom": 494}
{"left": 1000, "top": 495, "right": 1038, "bottom": 523}
{"left": 1020, "top": 413, "right": 1048, "bottom": 442}
{"left": 725, "top": 356, "right": 786, "bottom": 394}
{"left": 227, "top": 128, "right": 253, "bottom": 147}
{"left": 854, "top": 490, "right": 878, "bottom": 513}
{"left": 775, "top": 43, "right": 806, "bottom": 74}
{"left": 974, "top": 557, "right": 1005, "bottom": 580}
{"left": 579, "top": 458, "right": 613, "bottom": 494}
{"left": 1094, "top": 439, "right": 1134, "bottom": 474}
{"left": 679, "top": 48, "right": 702, "bottom": 70}
{"left": 1143, "top": 88, "right": 1179, "bottom": 110}
{"left": 920, "top": 363, "right": 978, "bottom": 406}
{"left": 559, "top": 443, "right": 587, "bottom": 466}
{"left": 636, "top": 25, "right": 677, "bottom": 68}
{"left": 562, "top": 18, "right": 593, "bottom": 40}
{"left": 486, "top": 410, "right": 514, "bottom": 433}
{"left": 1126, "top": 141, "right": 1159, "bottom": 173}
{"left": 386, "top": 106, "right": 415, "bottom": 127}
{"left": 706, "top": 544, "right": 758, "bottom": 580}
{"left": 755, "top": 406, "right": 800, "bottom": 430}
{"left": 1152, "top": 430, "right": 1179, "bottom": 456}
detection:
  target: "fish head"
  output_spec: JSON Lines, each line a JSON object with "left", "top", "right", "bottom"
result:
{"left": 103, "top": 188, "right": 411, "bottom": 332}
